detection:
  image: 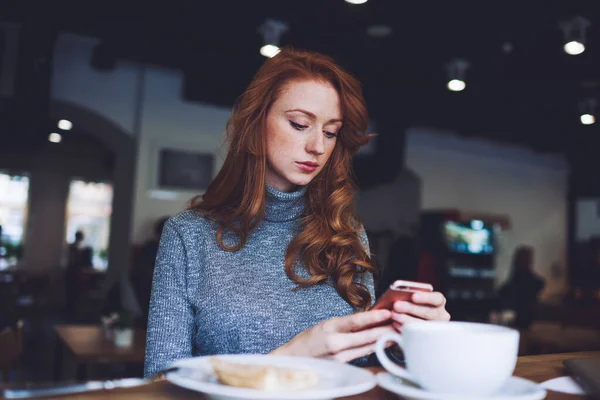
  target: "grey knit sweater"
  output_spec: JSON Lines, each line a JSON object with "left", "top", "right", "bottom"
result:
{"left": 144, "top": 185, "right": 374, "bottom": 377}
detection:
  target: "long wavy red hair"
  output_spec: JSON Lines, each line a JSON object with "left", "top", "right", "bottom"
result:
{"left": 190, "top": 47, "right": 375, "bottom": 310}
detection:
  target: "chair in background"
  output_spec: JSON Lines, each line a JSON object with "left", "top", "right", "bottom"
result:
{"left": 0, "top": 320, "right": 24, "bottom": 382}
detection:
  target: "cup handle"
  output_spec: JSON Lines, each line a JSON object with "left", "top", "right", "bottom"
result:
{"left": 375, "top": 333, "right": 414, "bottom": 381}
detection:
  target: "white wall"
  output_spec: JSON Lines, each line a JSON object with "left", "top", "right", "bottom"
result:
{"left": 405, "top": 128, "right": 569, "bottom": 299}
{"left": 51, "top": 33, "right": 231, "bottom": 244}
{"left": 576, "top": 199, "right": 600, "bottom": 241}
{"left": 133, "top": 67, "right": 230, "bottom": 241}
{"left": 52, "top": 34, "right": 138, "bottom": 135}
{"left": 22, "top": 167, "right": 69, "bottom": 274}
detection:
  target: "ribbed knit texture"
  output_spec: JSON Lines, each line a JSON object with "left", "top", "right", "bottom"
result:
{"left": 144, "top": 185, "right": 374, "bottom": 377}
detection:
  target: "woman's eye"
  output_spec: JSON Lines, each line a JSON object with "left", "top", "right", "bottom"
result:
{"left": 289, "top": 121, "right": 308, "bottom": 130}
{"left": 324, "top": 131, "right": 338, "bottom": 139}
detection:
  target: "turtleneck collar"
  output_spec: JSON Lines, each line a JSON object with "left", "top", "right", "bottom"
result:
{"left": 264, "top": 185, "right": 307, "bottom": 222}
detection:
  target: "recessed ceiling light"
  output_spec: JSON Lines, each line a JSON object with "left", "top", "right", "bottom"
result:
{"left": 345, "top": 0, "right": 368, "bottom": 4}
{"left": 564, "top": 40, "right": 585, "bottom": 55}
{"left": 258, "top": 19, "right": 288, "bottom": 58}
{"left": 560, "top": 17, "right": 590, "bottom": 56}
{"left": 445, "top": 59, "right": 469, "bottom": 92}
{"left": 260, "top": 44, "right": 280, "bottom": 58}
{"left": 581, "top": 113, "right": 595, "bottom": 125}
{"left": 48, "top": 133, "right": 62, "bottom": 143}
{"left": 447, "top": 79, "right": 466, "bottom": 92}
{"left": 58, "top": 119, "right": 72, "bottom": 130}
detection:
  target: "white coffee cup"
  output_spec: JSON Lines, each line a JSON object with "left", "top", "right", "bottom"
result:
{"left": 375, "top": 321, "right": 519, "bottom": 396}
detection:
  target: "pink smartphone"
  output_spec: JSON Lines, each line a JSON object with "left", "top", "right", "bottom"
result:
{"left": 371, "top": 280, "right": 434, "bottom": 310}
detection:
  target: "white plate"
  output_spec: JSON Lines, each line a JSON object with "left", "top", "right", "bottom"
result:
{"left": 376, "top": 372, "right": 547, "bottom": 400}
{"left": 166, "top": 354, "right": 376, "bottom": 400}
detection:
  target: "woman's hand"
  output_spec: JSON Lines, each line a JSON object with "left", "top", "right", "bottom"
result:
{"left": 271, "top": 309, "right": 395, "bottom": 363}
{"left": 391, "top": 291, "right": 451, "bottom": 330}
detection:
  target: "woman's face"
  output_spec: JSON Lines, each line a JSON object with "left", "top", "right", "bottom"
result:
{"left": 265, "top": 79, "right": 342, "bottom": 192}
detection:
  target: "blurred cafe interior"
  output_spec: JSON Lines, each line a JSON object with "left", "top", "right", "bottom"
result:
{"left": 0, "top": 0, "right": 600, "bottom": 391}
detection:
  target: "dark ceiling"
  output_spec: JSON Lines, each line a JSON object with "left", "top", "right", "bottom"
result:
{"left": 0, "top": 98, "right": 110, "bottom": 153}
{"left": 2, "top": 0, "right": 600, "bottom": 160}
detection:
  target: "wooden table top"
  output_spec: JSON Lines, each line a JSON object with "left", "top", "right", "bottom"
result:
{"left": 9, "top": 351, "right": 600, "bottom": 399}
{"left": 54, "top": 325, "right": 146, "bottom": 364}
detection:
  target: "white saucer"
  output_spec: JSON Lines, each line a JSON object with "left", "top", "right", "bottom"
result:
{"left": 166, "top": 354, "right": 376, "bottom": 400}
{"left": 376, "top": 372, "right": 547, "bottom": 400}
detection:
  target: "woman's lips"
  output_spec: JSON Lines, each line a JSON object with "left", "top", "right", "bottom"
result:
{"left": 296, "top": 161, "right": 318, "bottom": 172}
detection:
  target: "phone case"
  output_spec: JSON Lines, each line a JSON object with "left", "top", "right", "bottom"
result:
{"left": 391, "top": 280, "right": 434, "bottom": 291}
{"left": 371, "top": 280, "right": 434, "bottom": 311}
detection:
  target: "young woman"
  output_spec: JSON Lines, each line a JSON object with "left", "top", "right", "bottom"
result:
{"left": 144, "top": 48, "right": 449, "bottom": 377}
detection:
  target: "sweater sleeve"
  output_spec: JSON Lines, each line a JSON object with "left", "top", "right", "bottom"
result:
{"left": 144, "top": 219, "right": 194, "bottom": 377}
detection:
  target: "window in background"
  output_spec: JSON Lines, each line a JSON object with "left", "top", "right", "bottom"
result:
{"left": 0, "top": 173, "right": 29, "bottom": 267}
{"left": 65, "top": 180, "right": 113, "bottom": 270}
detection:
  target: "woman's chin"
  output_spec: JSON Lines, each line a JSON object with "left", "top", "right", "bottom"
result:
{"left": 289, "top": 174, "right": 316, "bottom": 187}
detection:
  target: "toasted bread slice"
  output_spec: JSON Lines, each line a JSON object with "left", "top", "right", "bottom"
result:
{"left": 210, "top": 358, "right": 319, "bottom": 392}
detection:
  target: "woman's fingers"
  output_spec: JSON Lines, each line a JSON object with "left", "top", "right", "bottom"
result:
{"left": 330, "top": 342, "right": 375, "bottom": 363}
{"left": 393, "top": 300, "right": 450, "bottom": 321}
{"left": 329, "top": 342, "right": 375, "bottom": 363}
{"left": 411, "top": 291, "right": 446, "bottom": 307}
{"left": 327, "top": 309, "right": 391, "bottom": 333}
{"left": 391, "top": 311, "right": 423, "bottom": 325}
{"left": 324, "top": 324, "right": 395, "bottom": 355}
{"left": 328, "top": 326, "right": 397, "bottom": 363}
{"left": 393, "top": 301, "right": 436, "bottom": 320}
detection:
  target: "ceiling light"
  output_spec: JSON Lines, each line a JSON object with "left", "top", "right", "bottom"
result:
{"left": 258, "top": 19, "right": 288, "bottom": 58}
{"left": 345, "top": 0, "right": 368, "bottom": 4}
{"left": 447, "top": 79, "right": 465, "bottom": 92}
{"left": 560, "top": 16, "right": 591, "bottom": 55}
{"left": 580, "top": 114, "right": 595, "bottom": 125}
{"left": 564, "top": 41, "right": 585, "bottom": 55}
{"left": 48, "top": 133, "right": 62, "bottom": 143}
{"left": 579, "top": 98, "right": 597, "bottom": 125}
{"left": 260, "top": 44, "right": 280, "bottom": 58}
{"left": 445, "top": 59, "right": 470, "bottom": 92}
{"left": 58, "top": 119, "right": 72, "bottom": 130}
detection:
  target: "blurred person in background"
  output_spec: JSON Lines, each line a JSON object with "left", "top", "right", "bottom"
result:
{"left": 588, "top": 239, "right": 600, "bottom": 300}
{"left": 497, "top": 246, "right": 545, "bottom": 329}
{"left": 67, "top": 231, "right": 91, "bottom": 268}
{"left": 571, "top": 237, "right": 600, "bottom": 304}
{"left": 64, "top": 231, "right": 93, "bottom": 319}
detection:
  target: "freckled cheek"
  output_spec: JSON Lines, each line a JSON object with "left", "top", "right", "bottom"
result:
{"left": 268, "top": 135, "right": 298, "bottom": 165}
{"left": 322, "top": 143, "right": 336, "bottom": 163}
{"left": 272, "top": 129, "right": 303, "bottom": 156}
